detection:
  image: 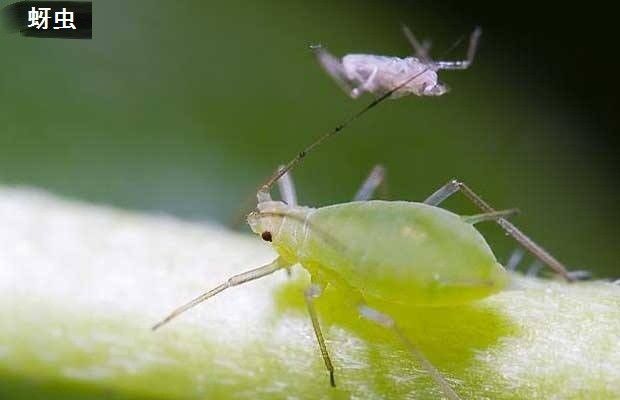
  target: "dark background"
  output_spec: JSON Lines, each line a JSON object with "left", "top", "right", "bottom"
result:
{"left": 0, "top": 0, "right": 617, "bottom": 276}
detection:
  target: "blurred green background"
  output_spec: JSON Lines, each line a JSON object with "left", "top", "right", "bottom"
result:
{"left": 0, "top": 0, "right": 617, "bottom": 277}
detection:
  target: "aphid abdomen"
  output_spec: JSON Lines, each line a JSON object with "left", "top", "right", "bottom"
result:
{"left": 340, "top": 54, "right": 386, "bottom": 94}
{"left": 299, "top": 201, "right": 509, "bottom": 306}
{"left": 341, "top": 54, "right": 388, "bottom": 81}
{"left": 341, "top": 54, "right": 441, "bottom": 97}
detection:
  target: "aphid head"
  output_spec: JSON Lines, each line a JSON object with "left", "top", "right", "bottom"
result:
{"left": 423, "top": 81, "right": 450, "bottom": 96}
{"left": 246, "top": 200, "right": 289, "bottom": 242}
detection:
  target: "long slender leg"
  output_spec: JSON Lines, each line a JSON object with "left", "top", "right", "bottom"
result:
{"left": 305, "top": 284, "right": 336, "bottom": 387}
{"left": 424, "top": 179, "right": 574, "bottom": 281}
{"left": 351, "top": 66, "right": 380, "bottom": 98}
{"left": 358, "top": 305, "right": 461, "bottom": 400}
{"left": 432, "top": 27, "right": 482, "bottom": 70}
{"left": 462, "top": 208, "right": 519, "bottom": 224}
{"left": 313, "top": 45, "right": 355, "bottom": 96}
{"left": 421, "top": 39, "right": 432, "bottom": 54}
{"left": 527, "top": 262, "right": 591, "bottom": 280}
{"left": 566, "top": 270, "right": 592, "bottom": 281}
{"left": 277, "top": 165, "right": 298, "bottom": 206}
{"left": 401, "top": 24, "right": 432, "bottom": 63}
{"left": 526, "top": 260, "right": 544, "bottom": 277}
{"left": 152, "top": 257, "right": 288, "bottom": 330}
{"left": 353, "top": 164, "right": 387, "bottom": 201}
{"left": 505, "top": 248, "right": 526, "bottom": 271}
{"left": 505, "top": 249, "right": 590, "bottom": 280}
{"left": 356, "top": 66, "right": 379, "bottom": 96}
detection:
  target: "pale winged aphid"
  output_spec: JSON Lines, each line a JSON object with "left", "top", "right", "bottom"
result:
{"left": 228, "top": 26, "right": 478, "bottom": 228}
{"left": 153, "top": 34, "right": 575, "bottom": 399}
{"left": 313, "top": 25, "right": 481, "bottom": 98}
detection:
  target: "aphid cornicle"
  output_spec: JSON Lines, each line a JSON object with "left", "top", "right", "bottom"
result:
{"left": 153, "top": 26, "right": 575, "bottom": 400}
{"left": 314, "top": 25, "right": 482, "bottom": 99}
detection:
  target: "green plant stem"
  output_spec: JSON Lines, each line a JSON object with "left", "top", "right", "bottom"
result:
{"left": 0, "top": 187, "right": 618, "bottom": 400}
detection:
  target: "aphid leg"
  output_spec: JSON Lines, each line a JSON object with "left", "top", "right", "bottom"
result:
{"left": 526, "top": 260, "right": 544, "bottom": 277}
{"left": 277, "top": 165, "right": 298, "bottom": 206}
{"left": 353, "top": 164, "right": 387, "bottom": 201}
{"left": 312, "top": 45, "right": 355, "bottom": 96}
{"left": 505, "top": 248, "right": 526, "bottom": 271}
{"left": 506, "top": 249, "right": 590, "bottom": 279}
{"left": 351, "top": 66, "right": 379, "bottom": 99}
{"left": 152, "top": 257, "right": 288, "bottom": 330}
{"left": 432, "top": 27, "right": 482, "bottom": 70}
{"left": 401, "top": 25, "right": 432, "bottom": 63}
{"left": 304, "top": 283, "right": 336, "bottom": 387}
{"left": 421, "top": 39, "right": 432, "bottom": 54}
{"left": 462, "top": 208, "right": 519, "bottom": 224}
{"left": 424, "top": 179, "right": 574, "bottom": 281}
{"left": 566, "top": 270, "right": 592, "bottom": 281}
{"left": 358, "top": 305, "right": 461, "bottom": 400}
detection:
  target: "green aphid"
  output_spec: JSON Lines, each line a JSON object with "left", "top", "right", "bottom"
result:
{"left": 153, "top": 59, "right": 574, "bottom": 399}
{"left": 154, "top": 169, "right": 573, "bottom": 399}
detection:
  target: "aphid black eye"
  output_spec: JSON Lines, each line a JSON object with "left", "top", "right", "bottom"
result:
{"left": 261, "top": 231, "right": 273, "bottom": 242}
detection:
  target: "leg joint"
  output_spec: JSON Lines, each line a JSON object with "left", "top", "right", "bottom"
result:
{"left": 358, "top": 305, "right": 395, "bottom": 328}
{"left": 448, "top": 178, "right": 463, "bottom": 188}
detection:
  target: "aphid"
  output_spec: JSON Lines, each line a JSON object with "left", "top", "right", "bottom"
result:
{"left": 153, "top": 34, "right": 574, "bottom": 398}
{"left": 153, "top": 169, "right": 571, "bottom": 398}
{"left": 229, "top": 26, "right": 478, "bottom": 228}
{"left": 313, "top": 25, "right": 481, "bottom": 98}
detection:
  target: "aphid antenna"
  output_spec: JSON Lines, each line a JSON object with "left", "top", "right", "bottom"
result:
{"left": 152, "top": 256, "right": 287, "bottom": 331}
{"left": 151, "top": 210, "right": 346, "bottom": 331}
{"left": 258, "top": 68, "right": 430, "bottom": 200}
